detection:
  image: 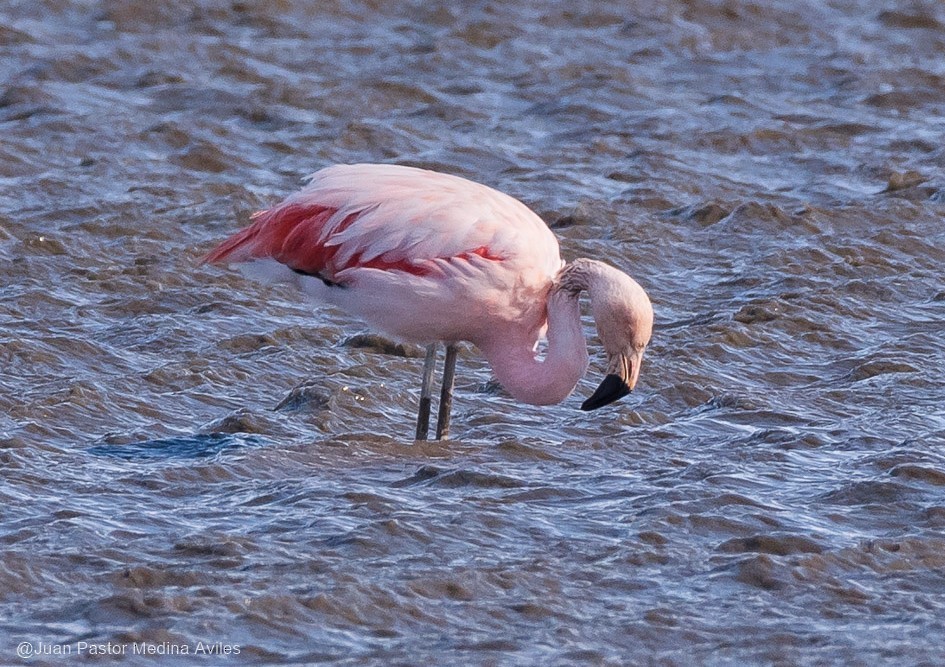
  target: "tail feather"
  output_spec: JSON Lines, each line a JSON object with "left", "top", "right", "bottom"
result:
{"left": 201, "top": 204, "right": 336, "bottom": 269}
{"left": 200, "top": 218, "right": 264, "bottom": 265}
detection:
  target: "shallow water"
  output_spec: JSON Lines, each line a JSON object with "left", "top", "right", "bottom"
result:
{"left": 2, "top": 0, "right": 945, "bottom": 664}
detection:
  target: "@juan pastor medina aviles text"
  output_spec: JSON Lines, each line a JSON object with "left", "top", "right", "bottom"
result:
{"left": 16, "top": 641, "right": 240, "bottom": 658}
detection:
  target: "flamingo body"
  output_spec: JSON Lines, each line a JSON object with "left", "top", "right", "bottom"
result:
{"left": 205, "top": 163, "right": 653, "bottom": 418}
{"left": 204, "top": 164, "right": 562, "bottom": 351}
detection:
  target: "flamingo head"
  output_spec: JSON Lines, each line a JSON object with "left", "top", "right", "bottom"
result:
{"left": 580, "top": 267, "right": 653, "bottom": 411}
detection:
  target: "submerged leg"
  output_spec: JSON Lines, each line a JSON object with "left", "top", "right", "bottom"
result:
{"left": 435, "top": 344, "right": 458, "bottom": 440}
{"left": 415, "top": 343, "right": 438, "bottom": 441}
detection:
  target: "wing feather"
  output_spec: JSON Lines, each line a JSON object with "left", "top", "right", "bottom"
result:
{"left": 203, "top": 163, "right": 561, "bottom": 281}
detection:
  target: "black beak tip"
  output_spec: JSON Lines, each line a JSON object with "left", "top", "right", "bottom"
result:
{"left": 580, "top": 374, "right": 632, "bottom": 411}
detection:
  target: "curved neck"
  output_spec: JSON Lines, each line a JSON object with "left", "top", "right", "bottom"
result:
{"left": 480, "top": 290, "right": 589, "bottom": 406}
{"left": 480, "top": 258, "right": 651, "bottom": 407}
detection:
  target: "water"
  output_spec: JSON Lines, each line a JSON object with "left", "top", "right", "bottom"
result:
{"left": 2, "top": 0, "right": 945, "bottom": 664}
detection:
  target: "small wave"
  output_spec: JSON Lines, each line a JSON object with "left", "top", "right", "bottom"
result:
{"left": 87, "top": 433, "right": 269, "bottom": 460}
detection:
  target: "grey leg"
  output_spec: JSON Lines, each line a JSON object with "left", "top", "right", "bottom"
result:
{"left": 416, "top": 343, "right": 438, "bottom": 440}
{"left": 435, "top": 344, "right": 458, "bottom": 440}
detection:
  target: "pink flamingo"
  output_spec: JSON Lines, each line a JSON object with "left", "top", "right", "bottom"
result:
{"left": 203, "top": 164, "right": 653, "bottom": 440}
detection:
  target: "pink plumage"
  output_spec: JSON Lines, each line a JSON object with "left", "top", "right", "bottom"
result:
{"left": 204, "top": 163, "right": 653, "bottom": 430}
{"left": 204, "top": 163, "right": 562, "bottom": 351}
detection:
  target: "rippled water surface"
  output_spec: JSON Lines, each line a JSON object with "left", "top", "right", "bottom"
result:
{"left": 3, "top": 0, "right": 945, "bottom": 664}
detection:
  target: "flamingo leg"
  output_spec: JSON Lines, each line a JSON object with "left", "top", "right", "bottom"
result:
{"left": 435, "top": 344, "right": 458, "bottom": 440}
{"left": 415, "top": 343, "right": 438, "bottom": 440}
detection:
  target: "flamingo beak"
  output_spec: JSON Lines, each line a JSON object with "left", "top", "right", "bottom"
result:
{"left": 581, "top": 373, "right": 631, "bottom": 411}
{"left": 580, "top": 349, "right": 642, "bottom": 411}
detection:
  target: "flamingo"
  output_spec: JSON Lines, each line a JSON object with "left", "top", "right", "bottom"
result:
{"left": 203, "top": 164, "right": 653, "bottom": 440}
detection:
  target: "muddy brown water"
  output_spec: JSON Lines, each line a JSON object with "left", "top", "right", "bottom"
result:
{"left": 2, "top": 1, "right": 945, "bottom": 664}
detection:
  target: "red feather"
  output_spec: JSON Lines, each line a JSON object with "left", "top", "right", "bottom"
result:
{"left": 203, "top": 203, "right": 503, "bottom": 279}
